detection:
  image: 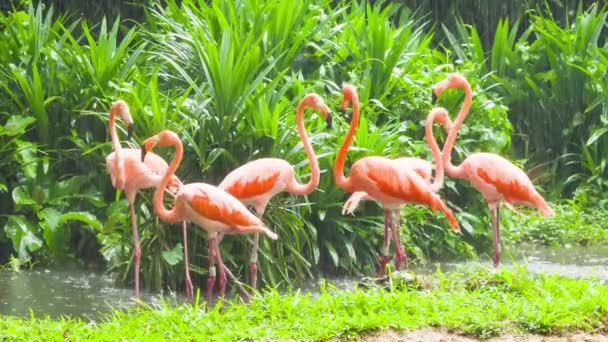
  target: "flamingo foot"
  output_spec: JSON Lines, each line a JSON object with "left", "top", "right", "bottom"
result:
{"left": 249, "top": 262, "right": 258, "bottom": 289}
{"left": 378, "top": 255, "right": 389, "bottom": 277}
{"left": 133, "top": 247, "right": 141, "bottom": 298}
{"left": 184, "top": 273, "right": 194, "bottom": 300}
{"left": 395, "top": 248, "right": 408, "bottom": 270}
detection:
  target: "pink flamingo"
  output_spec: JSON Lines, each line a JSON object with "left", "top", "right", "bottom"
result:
{"left": 105, "top": 100, "right": 193, "bottom": 298}
{"left": 432, "top": 73, "right": 554, "bottom": 268}
{"left": 218, "top": 93, "right": 331, "bottom": 289}
{"left": 341, "top": 107, "right": 453, "bottom": 269}
{"left": 141, "top": 130, "right": 278, "bottom": 304}
{"left": 334, "top": 84, "right": 460, "bottom": 276}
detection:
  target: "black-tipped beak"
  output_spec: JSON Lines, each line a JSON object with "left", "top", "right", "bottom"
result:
{"left": 432, "top": 92, "right": 438, "bottom": 104}
{"left": 141, "top": 145, "right": 147, "bottom": 162}
{"left": 326, "top": 113, "right": 333, "bottom": 129}
{"left": 127, "top": 124, "right": 133, "bottom": 139}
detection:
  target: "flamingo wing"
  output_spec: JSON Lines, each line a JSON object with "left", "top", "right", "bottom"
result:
{"left": 219, "top": 158, "right": 287, "bottom": 199}
{"left": 184, "top": 183, "right": 278, "bottom": 239}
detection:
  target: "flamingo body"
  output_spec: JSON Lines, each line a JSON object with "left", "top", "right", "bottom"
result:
{"left": 219, "top": 158, "right": 295, "bottom": 213}
{"left": 455, "top": 153, "right": 552, "bottom": 214}
{"left": 342, "top": 158, "right": 431, "bottom": 214}
{"left": 106, "top": 149, "right": 181, "bottom": 202}
{"left": 347, "top": 157, "right": 458, "bottom": 228}
{"left": 175, "top": 182, "right": 277, "bottom": 237}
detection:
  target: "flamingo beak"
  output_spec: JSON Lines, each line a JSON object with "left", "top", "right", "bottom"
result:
{"left": 127, "top": 123, "right": 133, "bottom": 139}
{"left": 326, "top": 112, "right": 333, "bottom": 129}
{"left": 141, "top": 145, "right": 148, "bottom": 162}
{"left": 432, "top": 92, "right": 438, "bottom": 104}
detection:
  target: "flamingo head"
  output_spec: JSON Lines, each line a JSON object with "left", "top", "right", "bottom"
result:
{"left": 429, "top": 107, "right": 453, "bottom": 132}
{"left": 167, "top": 176, "right": 183, "bottom": 195}
{"left": 141, "top": 130, "right": 178, "bottom": 162}
{"left": 111, "top": 100, "right": 134, "bottom": 138}
{"left": 304, "top": 93, "right": 332, "bottom": 129}
{"left": 340, "top": 83, "right": 358, "bottom": 111}
{"left": 432, "top": 73, "right": 468, "bottom": 104}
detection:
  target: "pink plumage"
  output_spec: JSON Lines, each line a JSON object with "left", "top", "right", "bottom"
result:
{"left": 334, "top": 85, "right": 459, "bottom": 275}
{"left": 105, "top": 100, "right": 192, "bottom": 299}
{"left": 142, "top": 130, "right": 278, "bottom": 304}
{"left": 433, "top": 73, "right": 554, "bottom": 268}
{"left": 217, "top": 93, "right": 331, "bottom": 289}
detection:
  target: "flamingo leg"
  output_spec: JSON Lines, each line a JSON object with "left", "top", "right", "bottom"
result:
{"left": 249, "top": 209, "right": 265, "bottom": 289}
{"left": 392, "top": 210, "right": 408, "bottom": 270}
{"left": 215, "top": 238, "right": 227, "bottom": 298}
{"left": 491, "top": 206, "right": 501, "bottom": 268}
{"left": 128, "top": 202, "right": 141, "bottom": 297}
{"left": 182, "top": 221, "right": 194, "bottom": 300}
{"left": 249, "top": 233, "right": 260, "bottom": 289}
{"left": 206, "top": 238, "right": 216, "bottom": 304}
{"left": 378, "top": 209, "right": 392, "bottom": 276}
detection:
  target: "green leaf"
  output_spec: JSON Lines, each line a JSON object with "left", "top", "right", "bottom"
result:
{"left": 162, "top": 243, "right": 184, "bottom": 266}
{"left": 38, "top": 207, "right": 66, "bottom": 258}
{"left": 12, "top": 186, "right": 36, "bottom": 206}
{"left": 4, "top": 215, "right": 42, "bottom": 260}
{"left": 3, "top": 115, "right": 36, "bottom": 136}
{"left": 58, "top": 212, "right": 103, "bottom": 232}
{"left": 586, "top": 127, "right": 608, "bottom": 146}
{"left": 323, "top": 241, "right": 339, "bottom": 267}
{"left": 15, "top": 140, "right": 38, "bottom": 179}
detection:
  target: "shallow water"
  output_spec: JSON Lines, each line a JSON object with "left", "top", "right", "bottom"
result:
{"left": 1, "top": 244, "right": 606, "bottom": 320}
{"left": 299, "top": 244, "right": 608, "bottom": 293}
{"left": 0, "top": 268, "right": 184, "bottom": 320}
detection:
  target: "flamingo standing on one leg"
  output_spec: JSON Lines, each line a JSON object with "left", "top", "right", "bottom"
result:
{"left": 141, "top": 130, "right": 278, "bottom": 304}
{"left": 218, "top": 93, "right": 331, "bottom": 289}
{"left": 105, "top": 100, "right": 194, "bottom": 298}
{"left": 432, "top": 73, "right": 554, "bottom": 268}
{"left": 334, "top": 84, "right": 460, "bottom": 276}
{"left": 341, "top": 108, "right": 453, "bottom": 270}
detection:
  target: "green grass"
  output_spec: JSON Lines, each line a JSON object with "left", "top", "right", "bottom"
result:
{"left": 1, "top": 267, "right": 606, "bottom": 341}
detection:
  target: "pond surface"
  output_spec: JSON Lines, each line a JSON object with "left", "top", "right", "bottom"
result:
{"left": 0, "top": 268, "right": 183, "bottom": 321}
{"left": 299, "top": 244, "right": 608, "bottom": 293}
{"left": 1, "top": 244, "right": 607, "bottom": 320}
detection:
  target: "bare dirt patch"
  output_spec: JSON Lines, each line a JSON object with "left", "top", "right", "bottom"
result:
{"left": 346, "top": 328, "right": 608, "bottom": 342}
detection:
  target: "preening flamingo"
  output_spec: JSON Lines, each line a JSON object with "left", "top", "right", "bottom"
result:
{"left": 141, "top": 130, "right": 278, "bottom": 303}
{"left": 105, "top": 100, "right": 193, "bottom": 298}
{"left": 341, "top": 107, "right": 453, "bottom": 269}
{"left": 432, "top": 73, "right": 554, "bottom": 268}
{"left": 218, "top": 93, "right": 331, "bottom": 289}
{"left": 334, "top": 84, "right": 460, "bottom": 276}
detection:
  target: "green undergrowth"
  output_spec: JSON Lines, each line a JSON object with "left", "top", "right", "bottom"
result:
{"left": 503, "top": 196, "right": 608, "bottom": 247}
{"left": 1, "top": 267, "right": 606, "bottom": 341}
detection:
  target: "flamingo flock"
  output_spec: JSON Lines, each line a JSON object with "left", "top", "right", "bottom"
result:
{"left": 105, "top": 74, "right": 553, "bottom": 303}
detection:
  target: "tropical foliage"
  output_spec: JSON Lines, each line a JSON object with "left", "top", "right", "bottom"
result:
{"left": 0, "top": 0, "right": 606, "bottom": 293}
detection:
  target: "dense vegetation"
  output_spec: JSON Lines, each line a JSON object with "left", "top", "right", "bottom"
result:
{"left": 0, "top": 0, "right": 607, "bottom": 294}
{"left": 1, "top": 267, "right": 607, "bottom": 340}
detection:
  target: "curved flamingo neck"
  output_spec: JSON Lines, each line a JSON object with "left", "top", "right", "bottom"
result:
{"left": 154, "top": 134, "right": 184, "bottom": 223}
{"left": 442, "top": 81, "right": 472, "bottom": 179}
{"left": 287, "top": 100, "right": 321, "bottom": 195}
{"left": 109, "top": 108, "right": 125, "bottom": 188}
{"left": 427, "top": 114, "right": 446, "bottom": 192}
{"left": 334, "top": 95, "right": 359, "bottom": 192}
